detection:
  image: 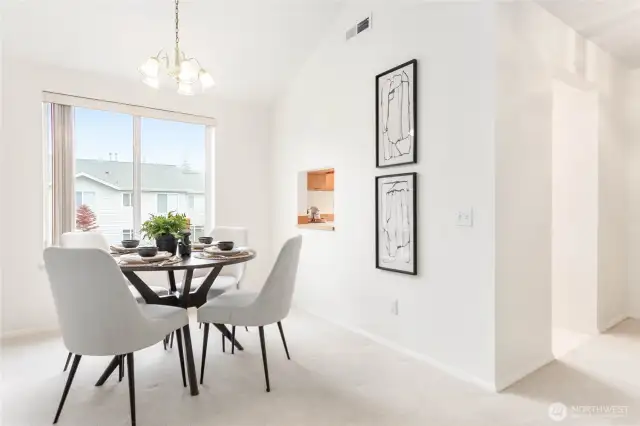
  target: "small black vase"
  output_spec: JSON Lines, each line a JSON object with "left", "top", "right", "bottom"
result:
{"left": 156, "top": 234, "right": 177, "bottom": 255}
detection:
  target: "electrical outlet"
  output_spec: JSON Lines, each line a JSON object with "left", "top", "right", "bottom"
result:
{"left": 391, "top": 299, "right": 399, "bottom": 316}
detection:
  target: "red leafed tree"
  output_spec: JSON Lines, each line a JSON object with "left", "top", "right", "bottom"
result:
{"left": 76, "top": 204, "right": 99, "bottom": 231}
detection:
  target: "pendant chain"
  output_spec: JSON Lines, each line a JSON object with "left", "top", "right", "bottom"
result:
{"left": 175, "top": 0, "right": 180, "bottom": 51}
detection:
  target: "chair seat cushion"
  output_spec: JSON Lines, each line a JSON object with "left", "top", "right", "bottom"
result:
{"left": 137, "top": 304, "right": 189, "bottom": 349}
{"left": 178, "top": 275, "right": 238, "bottom": 296}
{"left": 129, "top": 285, "right": 169, "bottom": 303}
{"left": 197, "top": 289, "right": 261, "bottom": 326}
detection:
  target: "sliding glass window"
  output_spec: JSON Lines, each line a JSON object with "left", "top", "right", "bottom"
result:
{"left": 44, "top": 103, "right": 211, "bottom": 245}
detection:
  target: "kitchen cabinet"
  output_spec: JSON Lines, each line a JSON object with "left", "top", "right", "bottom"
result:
{"left": 307, "top": 170, "right": 334, "bottom": 191}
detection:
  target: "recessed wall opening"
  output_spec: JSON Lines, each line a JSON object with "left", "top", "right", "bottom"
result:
{"left": 297, "top": 168, "right": 335, "bottom": 231}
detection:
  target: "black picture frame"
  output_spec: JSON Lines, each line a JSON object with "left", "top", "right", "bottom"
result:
{"left": 376, "top": 59, "right": 418, "bottom": 168}
{"left": 375, "top": 172, "right": 417, "bottom": 275}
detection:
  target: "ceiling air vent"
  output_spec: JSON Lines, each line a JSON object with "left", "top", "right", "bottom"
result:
{"left": 346, "top": 15, "right": 372, "bottom": 41}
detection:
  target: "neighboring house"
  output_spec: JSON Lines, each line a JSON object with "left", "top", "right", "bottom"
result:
{"left": 74, "top": 159, "right": 206, "bottom": 244}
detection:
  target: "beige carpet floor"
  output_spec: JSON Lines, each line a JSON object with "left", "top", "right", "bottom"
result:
{"left": 1, "top": 310, "right": 639, "bottom": 426}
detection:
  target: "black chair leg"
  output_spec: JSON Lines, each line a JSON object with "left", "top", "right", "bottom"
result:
{"left": 258, "top": 326, "right": 270, "bottom": 392}
{"left": 199, "top": 322, "right": 202, "bottom": 330}
{"left": 245, "top": 327, "right": 249, "bottom": 332}
{"left": 200, "top": 323, "right": 210, "bottom": 384}
{"left": 118, "top": 355, "right": 124, "bottom": 382}
{"left": 63, "top": 352, "right": 72, "bottom": 372}
{"left": 277, "top": 321, "right": 291, "bottom": 360}
{"left": 175, "top": 329, "right": 187, "bottom": 387}
{"left": 231, "top": 326, "right": 236, "bottom": 355}
{"left": 222, "top": 333, "right": 226, "bottom": 353}
{"left": 53, "top": 354, "right": 81, "bottom": 424}
{"left": 170, "top": 332, "right": 174, "bottom": 349}
{"left": 163, "top": 335, "right": 168, "bottom": 351}
{"left": 126, "top": 353, "right": 136, "bottom": 426}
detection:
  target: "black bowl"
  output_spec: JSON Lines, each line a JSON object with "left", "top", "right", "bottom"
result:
{"left": 138, "top": 246, "right": 158, "bottom": 258}
{"left": 121, "top": 239, "right": 140, "bottom": 249}
{"left": 217, "top": 241, "right": 234, "bottom": 251}
{"left": 199, "top": 237, "right": 214, "bottom": 245}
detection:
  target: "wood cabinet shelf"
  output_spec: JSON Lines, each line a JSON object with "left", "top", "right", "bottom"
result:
{"left": 307, "top": 169, "right": 334, "bottom": 191}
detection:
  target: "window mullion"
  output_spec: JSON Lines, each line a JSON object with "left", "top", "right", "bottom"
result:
{"left": 133, "top": 116, "right": 142, "bottom": 239}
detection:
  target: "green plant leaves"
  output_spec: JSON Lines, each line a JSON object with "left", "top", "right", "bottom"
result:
{"left": 140, "top": 211, "right": 189, "bottom": 240}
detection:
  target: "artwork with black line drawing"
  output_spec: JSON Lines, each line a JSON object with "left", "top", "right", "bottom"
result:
{"left": 375, "top": 172, "right": 417, "bottom": 275}
{"left": 376, "top": 59, "right": 417, "bottom": 168}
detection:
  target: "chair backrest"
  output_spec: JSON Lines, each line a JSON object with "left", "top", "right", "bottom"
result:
{"left": 43, "top": 247, "right": 149, "bottom": 356}
{"left": 60, "top": 231, "right": 110, "bottom": 251}
{"left": 254, "top": 235, "right": 302, "bottom": 323}
{"left": 211, "top": 226, "right": 248, "bottom": 282}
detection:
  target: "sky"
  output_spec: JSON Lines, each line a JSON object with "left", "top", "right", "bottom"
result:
{"left": 74, "top": 107, "right": 206, "bottom": 171}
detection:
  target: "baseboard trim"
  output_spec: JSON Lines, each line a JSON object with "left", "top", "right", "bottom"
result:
{"left": 599, "top": 314, "right": 628, "bottom": 332}
{"left": 495, "top": 355, "right": 555, "bottom": 392}
{"left": 1, "top": 327, "right": 60, "bottom": 342}
{"left": 300, "top": 308, "right": 497, "bottom": 392}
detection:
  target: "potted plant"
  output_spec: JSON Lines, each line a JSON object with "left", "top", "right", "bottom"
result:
{"left": 140, "top": 212, "right": 189, "bottom": 255}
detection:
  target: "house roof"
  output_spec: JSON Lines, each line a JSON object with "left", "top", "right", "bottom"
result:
{"left": 76, "top": 159, "right": 204, "bottom": 193}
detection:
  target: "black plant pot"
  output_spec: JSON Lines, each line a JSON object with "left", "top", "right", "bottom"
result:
{"left": 156, "top": 234, "right": 177, "bottom": 255}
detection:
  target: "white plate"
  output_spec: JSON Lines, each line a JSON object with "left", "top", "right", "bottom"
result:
{"left": 120, "top": 251, "right": 173, "bottom": 263}
{"left": 203, "top": 246, "right": 243, "bottom": 256}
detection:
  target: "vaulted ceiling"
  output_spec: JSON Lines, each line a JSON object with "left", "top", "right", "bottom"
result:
{"left": 538, "top": 0, "right": 640, "bottom": 69}
{"left": 0, "top": 0, "right": 344, "bottom": 101}
{"left": 1, "top": 0, "right": 639, "bottom": 103}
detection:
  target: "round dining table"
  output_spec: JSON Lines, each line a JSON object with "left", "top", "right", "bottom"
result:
{"left": 95, "top": 251, "right": 256, "bottom": 396}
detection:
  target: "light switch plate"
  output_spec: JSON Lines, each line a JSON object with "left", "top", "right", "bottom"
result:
{"left": 456, "top": 209, "right": 474, "bottom": 227}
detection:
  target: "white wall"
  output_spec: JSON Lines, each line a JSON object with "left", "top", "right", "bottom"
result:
{"left": 272, "top": 0, "right": 497, "bottom": 387}
{"left": 495, "top": 1, "right": 629, "bottom": 389}
{"left": 551, "top": 80, "right": 599, "bottom": 334}
{"left": 0, "top": 17, "right": 4, "bottom": 336}
{"left": 597, "top": 52, "right": 628, "bottom": 331}
{"left": 0, "top": 56, "right": 272, "bottom": 336}
{"left": 628, "top": 69, "right": 640, "bottom": 319}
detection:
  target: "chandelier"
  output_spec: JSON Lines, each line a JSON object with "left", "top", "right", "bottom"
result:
{"left": 138, "top": 0, "right": 215, "bottom": 95}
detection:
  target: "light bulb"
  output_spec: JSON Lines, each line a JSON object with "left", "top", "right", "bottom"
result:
{"left": 178, "top": 60, "right": 198, "bottom": 83}
{"left": 177, "top": 81, "right": 195, "bottom": 96}
{"left": 142, "top": 76, "right": 159, "bottom": 89}
{"left": 138, "top": 57, "right": 160, "bottom": 78}
{"left": 199, "top": 70, "right": 215, "bottom": 89}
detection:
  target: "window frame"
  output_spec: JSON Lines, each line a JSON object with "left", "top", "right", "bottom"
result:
{"left": 156, "top": 193, "right": 179, "bottom": 214}
{"left": 75, "top": 191, "right": 96, "bottom": 208}
{"left": 44, "top": 98, "right": 216, "bottom": 245}
{"left": 122, "top": 229, "right": 134, "bottom": 240}
{"left": 122, "top": 192, "right": 132, "bottom": 207}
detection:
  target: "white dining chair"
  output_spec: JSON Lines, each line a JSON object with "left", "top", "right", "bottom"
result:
{"left": 60, "top": 232, "right": 169, "bottom": 302}
{"left": 197, "top": 235, "right": 302, "bottom": 391}
{"left": 59, "top": 231, "right": 171, "bottom": 372}
{"left": 44, "top": 247, "right": 189, "bottom": 425}
{"left": 191, "top": 226, "right": 249, "bottom": 294}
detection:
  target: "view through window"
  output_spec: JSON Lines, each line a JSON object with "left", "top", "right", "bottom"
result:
{"left": 141, "top": 117, "right": 206, "bottom": 241}
{"left": 46, "top": 105, "right": 209, "bottom": 245}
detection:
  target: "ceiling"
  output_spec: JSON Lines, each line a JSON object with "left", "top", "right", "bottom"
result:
{"left": 0, "top": 0, "right": 344, "bottom": 101}
{"left": 538, "top": 0, "right": 640, "bottom": 69}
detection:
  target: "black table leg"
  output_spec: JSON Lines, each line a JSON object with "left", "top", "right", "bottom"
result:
{"left": 179, "top": 270, "right": 199, "bottom": 396}
{"left": 168, "top": 271, "right": 177, "bottom": 293}
{"left": 214, "top": 324, "right": 244, "bottom": 351}
{"left": 95, "top": 356, "right": 121, "bottom": 386}
{"left": 182, "top": 324, "right": 199, "bottom": 396}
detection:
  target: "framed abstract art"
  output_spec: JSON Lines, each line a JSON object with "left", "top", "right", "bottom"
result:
{"left": 375, "top": 172, "right": 417, "bottom": 275}
{"left": 376, "top": 59, "right": 417, "bottom": 168}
